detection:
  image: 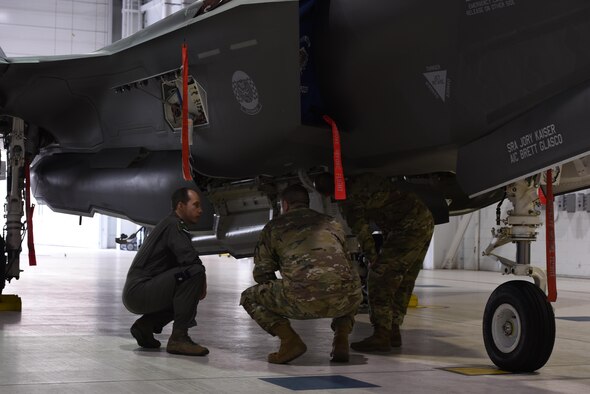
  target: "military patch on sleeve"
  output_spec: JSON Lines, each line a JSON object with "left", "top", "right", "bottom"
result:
{"left": 177, "top": 220, "right": 190, "bottom": 234}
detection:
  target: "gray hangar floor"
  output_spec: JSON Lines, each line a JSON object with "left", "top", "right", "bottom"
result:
{"left": 1, "top": 246, "right": 589, "bottom": 393}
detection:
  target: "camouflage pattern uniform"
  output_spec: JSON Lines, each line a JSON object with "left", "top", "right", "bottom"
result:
{"left": 340, "top": 173, "right": 434, "bottom": 329}
{"left": 240, "top": 206, "right": 363, "bottom": 334}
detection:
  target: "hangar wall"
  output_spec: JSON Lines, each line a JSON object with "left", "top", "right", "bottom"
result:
{"left": 0, "top": 0, "right": 112, "bottom": 57}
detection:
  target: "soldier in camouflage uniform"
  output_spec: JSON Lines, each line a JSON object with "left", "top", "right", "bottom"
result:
{"left": 340, "top": 173, "right": 434, "bottom": 351}
{"left": 240, "top": 184, "right": 363, "bottom": 364}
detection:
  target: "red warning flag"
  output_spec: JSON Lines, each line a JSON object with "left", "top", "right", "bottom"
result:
{"left": 322, "top": 115, "right": 346, "bottom": 200}
{"left": 25, "top": 160, "right": 36, "bottom": 266}
{"left": 538, "top": 187, "right": 547, "bottom": 205}
{"left": 545, "top": 169, "right": 557, "bottom": 302}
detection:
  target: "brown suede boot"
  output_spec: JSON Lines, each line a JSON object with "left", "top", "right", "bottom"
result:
{"left": 268, "top": 321, "right": 307, "bottom": 364}
{"left": 331, "top": 318, "right": 353, "bottom": 362}
{"left": 350, "top": 326, "right": 392, "bottom": 352}
{"left": 166, "top": 328, "right": 209, "bottom": 356}
{"left": 390, "top": 324, "right": 402, "bottom": 348}
{"left": 130, "top": 317, "right": 161, "bottom": 349}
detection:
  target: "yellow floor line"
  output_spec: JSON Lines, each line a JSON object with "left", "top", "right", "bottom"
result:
{"left": 441, "top": 366, "right": 512, "bottom": 376}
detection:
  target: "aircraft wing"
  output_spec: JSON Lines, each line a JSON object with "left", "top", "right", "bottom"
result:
{"left": 1, "top": 0, "right": 304, "bottom": 228}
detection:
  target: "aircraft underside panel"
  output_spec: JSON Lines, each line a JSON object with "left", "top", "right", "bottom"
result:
{"left": 457, "top": 80, "right": 590, "bottom": 196}
{"left": 187, "top": 0, "right": 303, "bottom": 178}
{"left": 316, "top": 0, "right": 590, "bottom": 169}
{"left": 30, "top": 150, "right": 214, "bottom": 228}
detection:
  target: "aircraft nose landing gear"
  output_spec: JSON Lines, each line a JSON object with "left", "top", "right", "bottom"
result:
{"left": 482, "top": 177, "right": 556, "bottom": 372}
{"left": 0, "top": 117, "right": 27, "bottom": 311}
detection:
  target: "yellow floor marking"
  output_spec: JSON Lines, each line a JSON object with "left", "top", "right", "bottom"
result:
{"left": 442, "top": 367, "right": 512, "bottom": 376}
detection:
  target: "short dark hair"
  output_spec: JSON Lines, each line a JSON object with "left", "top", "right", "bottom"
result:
{"left": 171, "top": 187, "right": 193, "bottom": 210}
{"left": 280, "top": 184, "right": 310, "bottom": 207}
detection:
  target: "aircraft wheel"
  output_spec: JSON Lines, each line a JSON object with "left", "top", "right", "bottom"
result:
{"left": 482, "top": 280, "right": 555, "bottom": 372}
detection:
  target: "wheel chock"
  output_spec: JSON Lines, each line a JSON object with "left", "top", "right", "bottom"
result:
{"left": 408, "top": 293, "right": 418, "bottom": 308}
{"left": 0, "top": 294, "right": 22, "bottom": 311}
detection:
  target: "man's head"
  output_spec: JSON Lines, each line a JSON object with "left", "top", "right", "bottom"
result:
{"left": 171, "top": 187, "right": 202, "bottom": 224}
{"left": 280, "top": 184, "right": 310, "bottom": 214}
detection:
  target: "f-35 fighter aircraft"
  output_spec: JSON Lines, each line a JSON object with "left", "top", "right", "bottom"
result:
{"left": 2, "top": 0, "right": 590, "bottom": 372}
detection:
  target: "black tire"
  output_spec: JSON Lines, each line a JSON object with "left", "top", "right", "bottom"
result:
{"left": 482, "top": 280, "right": 555, "bottom": 372}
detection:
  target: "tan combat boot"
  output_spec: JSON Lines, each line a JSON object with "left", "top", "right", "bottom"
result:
{"left": 331, "top": 318, "right": 353, "bottom": 362}
{"left": 268, "top": 321, "right": 307, "bottom": 364}
{"left": 350, "top": 326, "right": 392, "bottom": 352}
{"left": 391, "top": 324, "right": 402, "bottom": 348}
{"left": 166, "top": 328, "right": 209, "bottom": 356}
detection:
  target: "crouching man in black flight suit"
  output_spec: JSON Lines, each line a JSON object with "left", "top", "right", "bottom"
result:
{"left": 122, "top": 187, "right": 208, "bottom": 356}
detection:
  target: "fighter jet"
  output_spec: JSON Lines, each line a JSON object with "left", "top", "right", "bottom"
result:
{"left": 2, "top": 0, "right": 590, "bottom": 373}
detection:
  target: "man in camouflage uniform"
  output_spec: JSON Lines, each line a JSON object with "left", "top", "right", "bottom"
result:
{"left": 340, "top": 173, "right": 434, "bottom": 351}
{"left": 123, "top": 187, "right": 209, "bottom": 356}
{"left": 240, "top": 184, "right": 363, "bottom": 364}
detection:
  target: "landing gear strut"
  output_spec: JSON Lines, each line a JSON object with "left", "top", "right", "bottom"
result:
{"left": 482, "top": 177, "right": 556, "bottom": 372}
{"left": 1, "top": 117, "right": 27, "bottom": 296}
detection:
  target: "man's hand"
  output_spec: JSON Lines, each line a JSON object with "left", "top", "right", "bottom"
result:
{"left": 253, "top": 272, "right": 278, "bottom": 284}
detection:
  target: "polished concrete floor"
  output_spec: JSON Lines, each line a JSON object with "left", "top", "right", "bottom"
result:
{"left": 1, "top": 246, "right": 590, "bottom": 393}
